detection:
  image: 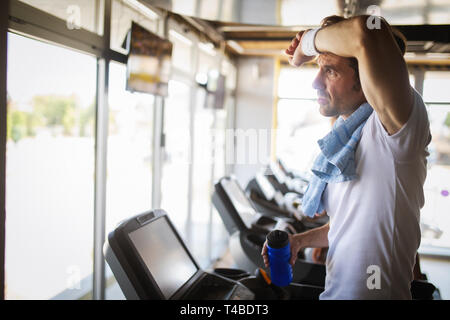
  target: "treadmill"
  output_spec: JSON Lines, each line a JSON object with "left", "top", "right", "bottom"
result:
{"left": 213, "top": 176, "right": 326, "bottom": 287}
{"left": 246, "top": 171, "right": 328, "bottom": 228}
{"left": 270, "top": 161, "right": 307, "bottom": 196}
{"left": 271, "top": 161, "right": 330, "bottom": 226}
{"left": 277, "top": 158, "right": 309, "bottom": 185}
{"left": 104, "top": 209, "right": 255, "bottom": 300}
{"left": 246, "top": 172, "right": 302, "bottom": 220}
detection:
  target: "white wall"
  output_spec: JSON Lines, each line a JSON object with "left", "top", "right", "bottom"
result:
{"left": 233, "top": 56, "right": 275, "bottom": 188}
{"left": 237, "top": 0, "right": 278, "bottom": 25}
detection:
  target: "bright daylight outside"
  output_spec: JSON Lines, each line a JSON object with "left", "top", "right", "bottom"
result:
{"left": 6, "top": 32, "right": 97, "bottom": 299}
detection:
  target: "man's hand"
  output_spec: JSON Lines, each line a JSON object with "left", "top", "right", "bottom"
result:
{"left": 285, "top": 30, "right": 315, "bottom": 67}
{"left": 261, "top": 233, "right": 304, "bottom": 268}
{"left": 261, "top": 223, "right": 330, "bottom": 268}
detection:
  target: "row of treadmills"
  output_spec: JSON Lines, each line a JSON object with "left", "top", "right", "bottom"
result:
{"left": 212, "top": 160, "right": 329, "bottom": 287}
{"left": 104, "top": 159, "right": 440, "bottom": 300}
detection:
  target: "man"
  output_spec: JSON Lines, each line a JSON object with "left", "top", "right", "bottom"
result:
{"left": 262, "top": 15, "right": 431, "bottom": 299}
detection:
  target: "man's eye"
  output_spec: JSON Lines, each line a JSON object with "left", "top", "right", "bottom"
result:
{"left": 326, "top": 69, "right": 336, "bottom": 76}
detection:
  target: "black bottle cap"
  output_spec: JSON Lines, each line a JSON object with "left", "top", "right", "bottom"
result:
{"left": 267, "top": 230, "right": 289, "bottom": 249}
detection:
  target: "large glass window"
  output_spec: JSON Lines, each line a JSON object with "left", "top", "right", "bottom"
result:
{"left": 189, "top": 46, "right": 230, "bottom": 268}
{"left": 104, "top": 61, "right": 154, "bottom": 299}
{"left": 160, "top": 26, "right": 195, "bottom": 262}
{"left": 420, "top": 71, "right": 450, "bottom": 250}
{"left": 210, "top": 59, "right": 236, "bottom": 263}
{"left": 105, "top": 62, "right": 154, "bottom": 239}
{"left": 169, "top": 30, "right": 193, "bottom": 74}
{"left": 5, "top": 33, "right": 97, "bottom": 299}
{"left": 210, "top": 107, "right": 230, "bottom": 261}
{"left": 160, "top": 80, "right": 191, "bottom": 239}
{"left": 423, "top": 71, "right": 450, "bottom": 103}
{"left": 276, "top": 67, "right": 331, "bottom": 174}
{"left": 4, "top": 6, "right": 237, "bottom": 299}
{"left": 191, "top": 87, "right": 216, "bottom": 268}
{"left": 278, "top": 67, "right": 317, "bottom": 100}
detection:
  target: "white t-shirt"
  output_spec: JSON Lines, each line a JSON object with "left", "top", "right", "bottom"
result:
{"left": 320, "top": 88, "right": 431, "bottom": 300}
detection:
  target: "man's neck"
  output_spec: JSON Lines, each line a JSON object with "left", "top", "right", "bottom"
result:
{"left": 341, "top": 100, "right": 368, "bottom": 120}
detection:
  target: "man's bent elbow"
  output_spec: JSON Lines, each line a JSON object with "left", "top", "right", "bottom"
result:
{"left": 346, "top": 16, "right": 372, "bottom": 54}
{"left": 353, "top": 15, "right": 394, "bottom": 52}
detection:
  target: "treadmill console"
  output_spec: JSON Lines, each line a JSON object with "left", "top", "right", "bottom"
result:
{"left": 255, "top": 173, "right": 285, "bottom": 207}
{"left": 104, "top": 209, "right": 254, "bottom": 300}
{"left": 219, "top": 177, "right": 259, "bottom": 230}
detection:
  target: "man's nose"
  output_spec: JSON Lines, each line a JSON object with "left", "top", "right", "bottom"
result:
{"left": 312, "top": 71, "right": 325, "bottom": 91}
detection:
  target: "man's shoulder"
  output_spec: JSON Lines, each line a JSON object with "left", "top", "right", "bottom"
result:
{"left": 360, "top": 87, "right": 431, "bottom": 160}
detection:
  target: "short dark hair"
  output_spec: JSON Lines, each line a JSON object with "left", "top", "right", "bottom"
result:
{"left": 319, "top": 15, "right": 407, "bottom": 90}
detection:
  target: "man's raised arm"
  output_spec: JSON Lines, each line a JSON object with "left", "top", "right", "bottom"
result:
{"left": 292, "top": 15, "right": 413, "bottom": 135}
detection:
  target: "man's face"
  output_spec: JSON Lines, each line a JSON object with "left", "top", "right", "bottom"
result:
{"left": 312, "top": 54, "right": 366, "bottom": 119}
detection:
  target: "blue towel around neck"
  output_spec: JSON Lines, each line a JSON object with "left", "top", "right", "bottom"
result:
{"left": 301, "top": 103, "right": 373, "bottom": 217}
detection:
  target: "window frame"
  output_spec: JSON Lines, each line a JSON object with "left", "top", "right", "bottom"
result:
{"left": 417, "top": 68, "right": 450, "bottom": 258}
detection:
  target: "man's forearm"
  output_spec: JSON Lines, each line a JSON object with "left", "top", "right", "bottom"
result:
{"left": 314, "top": 16, "right": 366, "bottom": 59}
{"left": 295, "top": 223, "right": 329, "bottom": 249}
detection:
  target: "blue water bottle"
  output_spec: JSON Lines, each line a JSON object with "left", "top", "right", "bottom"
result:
{"left": 267, "top": 230, "right": 293, "bottom": 287}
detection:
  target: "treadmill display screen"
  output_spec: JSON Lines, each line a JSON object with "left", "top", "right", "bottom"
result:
{"left": 270, "top": 161, "right": 287, "bottom": 184}
{"left": 128, "top": 217, "right": 198, "bottom": 299}
{"left": 255, "top": 173, "right": 276, "bottom": 201}
{"left": 221, "top": 179, "right": 257, "bottom": 229}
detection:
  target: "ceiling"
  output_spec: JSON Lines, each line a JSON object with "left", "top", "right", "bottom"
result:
{"left": 145, "top": 0, "right": 450, "bottom": 65}
{"left": 147, "top": 0, "right": 450, "bottom": 26}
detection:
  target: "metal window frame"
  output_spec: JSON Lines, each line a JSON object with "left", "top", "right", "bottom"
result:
{"left": 92, "top": 0, "right": 113, "bottom": 301}
{"left": 93, "top": 58, "right": 109, "bottom": 301}
{"left": 8, "top": 0, "right": 127, "bottom": 63}
{"left": 0, "top": 0, "right": 9, "bottom": 302}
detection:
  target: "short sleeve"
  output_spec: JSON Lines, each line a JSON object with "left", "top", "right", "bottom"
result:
{"left": 373, "top": 87, "right": 431, "bottom": 162}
